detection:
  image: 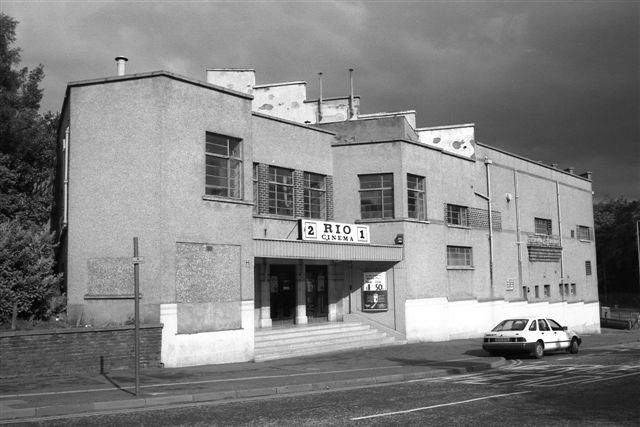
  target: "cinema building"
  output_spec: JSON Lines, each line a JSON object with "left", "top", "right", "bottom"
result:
{"left": 51, "top": 64, "right": 600, "bottom": 367}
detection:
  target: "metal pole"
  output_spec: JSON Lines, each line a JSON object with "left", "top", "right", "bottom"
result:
{"left": 636, "top": 220, "right": 640, "bottom": 294}
{"left": 133, "top": 237, "right": 140, "bottom": 396}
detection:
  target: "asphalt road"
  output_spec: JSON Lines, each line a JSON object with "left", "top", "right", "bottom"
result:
{"left": 14, "top": 343, "right": 640, "bottom": 426}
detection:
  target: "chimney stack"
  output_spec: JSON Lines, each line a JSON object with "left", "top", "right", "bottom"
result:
{"left": 580, "top": 171, "right": 593, "bottom": 180}
{"left": 564, "top": 167, "right": 575, "bottom": 174}
{"left": 115, "top": 56, "right": 128, "bottom": 76}
{"left": 318, "top": 72, "right": 323, "bottom": 123}
{"left": 348, "top": 68, "right": 355, "bottom": 119}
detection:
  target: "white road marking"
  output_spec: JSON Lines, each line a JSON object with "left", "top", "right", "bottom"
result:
{"left": 350, "top": 391, "right": 530, "bottom": 420}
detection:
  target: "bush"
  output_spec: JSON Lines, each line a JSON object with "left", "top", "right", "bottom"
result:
{"left": 0, "top": 220, "right": 63, "bottom": 327}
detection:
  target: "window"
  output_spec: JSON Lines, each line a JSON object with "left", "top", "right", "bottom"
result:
{"left": 537, "top": 319, "right": 550, "bottom": 331}
{"left": 534, "top": 217, "right": 552, "bottom": 235}
{"left": 303, "top": 172, "right": 326, "bottom": 219}
{"left": 577, "top": 226, "right": 592, "bottom": 241}
{"left": 564, "top": 283, "right": 569, "bottom": 296}
{"left": 585, "top": 260, "right": 592, "bottom": 276}
{"left": 446, "top": 204, "right": 469, "bottom": 226}
{"left": 446, "top": 246, "right": 473, "bottom": 267}
{"left": 547, "top": 319, "right": 563, "bottom": 331}
{"left": 534, "top": 285, "right": 540, "bottom": 298}
{"left": 252, "top": 163, "right": 259, "bottom": 213}
{"left": 205, "top": 132, "right": 242, "bottom": 198}
{"left": 268, "top": 166, "right": 294, "bottom": 216}
{"left": 570, "top": 284, "right": 576, "bottom": 296}
{"left": 559, "top": 284, "right": 564, "bottom": 296}
{"left": 407, "top": 174, "right": 426, "bottom": 220}
{"left": 359, "top": 174, "right": 394, "bottom": 219}
{"left": 543, "top": 285, "right": 550, "bottom": 297}
{"left": 529, "top": 321, "right": 537, "bottom": 331}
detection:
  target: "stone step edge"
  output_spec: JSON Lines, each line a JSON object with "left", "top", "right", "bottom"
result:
{"left": 255, "top": 329, "right": 386, "bottom": 348}
{"left": 254, "top": 338, "right": 398, "bottom": 361}
{"left": 255, "top": 336, "right": 396, "bottom": 356}
{"left": 255, "top": 323, "right": 371, "bottom": 337}
{"left": 0, "top": 359, "right": 506, "bottom": 421}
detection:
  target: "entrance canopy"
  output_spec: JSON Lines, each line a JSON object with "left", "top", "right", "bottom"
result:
{"left": 254, "top": 238, "right": 403, "bottom": 262}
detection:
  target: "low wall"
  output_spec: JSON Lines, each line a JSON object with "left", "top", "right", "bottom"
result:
{"left": 0, "top": 324, "right": 163, "bottom": 378}
{"left": 405, "top": 298, "right": 600, "bottom": 342}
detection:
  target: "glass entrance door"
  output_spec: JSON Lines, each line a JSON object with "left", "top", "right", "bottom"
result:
{"left": 305, "top": 265, "right": 328, "bottom": 319}
{"left": 269, "top": 265, "right": 296, "bottom": 321}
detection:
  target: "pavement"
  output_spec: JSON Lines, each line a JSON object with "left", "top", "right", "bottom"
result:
{"left": 1, "top": 328, "right": 639, "bottom": 422}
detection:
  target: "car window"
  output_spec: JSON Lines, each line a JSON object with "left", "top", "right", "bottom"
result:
{"left": 492, "top": 319, "right": 528, "bottom": 331}
{"left": 547, "top": 319, "right": 563, "bottom": 331}
{"left": 538, "top": 319, "right": 550, "bottom": 331}
{"left": 529, "top": 320, "right": 537, "bottom": 331}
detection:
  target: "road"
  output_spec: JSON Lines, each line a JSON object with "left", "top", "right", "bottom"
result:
{"left": 12, "top": 342, "right": 640, "bottom": 426}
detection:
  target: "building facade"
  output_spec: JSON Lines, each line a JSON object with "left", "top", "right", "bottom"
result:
{"left": 51, "top": 67, "right": 599, "bottom": 367}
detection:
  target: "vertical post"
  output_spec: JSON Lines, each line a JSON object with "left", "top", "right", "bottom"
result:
{"left": 485, "top": 158, "right": 494, "bottom": 296}
{"left": 318, "top": 72, "right": 323, "bottom": 123}
{"left": 348, "top": 68, "right": 355, "bottom": 119}
{"left": 133, "top": 237, "right": 140, "bottom": 396}
{"left": 295, "top": 259, "right": 308, "bottom": 325}
{"left": 636, "top": 220, "right": 640, "bottom": 294}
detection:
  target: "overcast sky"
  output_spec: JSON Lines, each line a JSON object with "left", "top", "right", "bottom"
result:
{"left": 3, "top": 1, "right": 638, "bottom": 200}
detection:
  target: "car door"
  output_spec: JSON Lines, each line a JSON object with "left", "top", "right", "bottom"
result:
{"left": 537, "top": 319, "right": 557, "bottom": 350}
{"left": 547, "top": 318, "right": 570, "bottom": 350}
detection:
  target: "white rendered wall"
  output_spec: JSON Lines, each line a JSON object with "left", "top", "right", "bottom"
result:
{"left": 405, "top": 298, "right": 600, "bottom": 342}
{"left": 160, "top": 301, "right": 254, "bottom": 367}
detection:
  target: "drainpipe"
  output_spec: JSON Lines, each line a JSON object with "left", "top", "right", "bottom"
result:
{"left": 348, "top": 68, "right": 355, "bottom": 119}
{"left": 318, "top": 72, "right": 323, "bottom": 123}
{"left": 556, "top": 180, "right": 565, "bottom": 288}
{"left": 485, "top": 157, "right": 494, "bottom": 297}
{"left": 514, "top": 170, "right": 524, "bottom": 297}
{"left": 63, "top": 126, "right": 70, "bottom": 227}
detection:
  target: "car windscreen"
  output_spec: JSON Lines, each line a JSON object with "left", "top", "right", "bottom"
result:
{"left": 491, "top": 319, "right": 529, "bottom": 331}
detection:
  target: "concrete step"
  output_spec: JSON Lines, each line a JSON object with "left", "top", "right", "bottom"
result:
{"left": 255, "top": 336, "right": 398, "bottom": 362}
{"left": 254, "top": 321, "right": 404, "bottom": 362}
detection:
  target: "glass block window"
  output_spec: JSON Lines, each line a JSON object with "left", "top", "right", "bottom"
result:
{"left": 252, "top": 163, "right": 259, "bottom": 214}
{"left": 534, "top": 217, "right": 552, "bottom": 235}
{"left": 407, "top": 174, "right": 426, "bottom": 220}
{"left": 585, "top": 260, "right": 592, "bottom": 276}
{"left": 446, "top": 204, "right": 469, "bottom": 226}
{"left": 205, "top": 132, "right": 242, "bottom": 198}
{"left": 303, "top": 172, "right": 326, "bottom": 219}
{"left": 359, "top": 174, "right": 394, "bottom": 219}
{"left": 268, "top": 166, "right": 294, "bottom": 216}
{"left": 446, "top": 246, "right": 473, "bottom": 267}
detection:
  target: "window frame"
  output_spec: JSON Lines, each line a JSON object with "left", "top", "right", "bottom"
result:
{"left": 205, "top": 132, "right": 243, "bottom": 199}
{"left": 446, "top": 245, "right": 473, "bottom": 267}
{"left": 358, "top": 173, "right": 394, "bottom": 219}
{"left": 577, "top": 225, "right": 592, "bottom": 241}
{"left": 407, "top": 174, "right": 426, "bottom": 221}
{"left": 303, "top": 172, "right": 327, "bottom": 219}
{"left": 446, "top": 204, "right": 469, "bottom": 227}
{"left": 267, "top": 166, "right": 295, "bottom": 216}
{"left": 534, "top": 217, "right": 553, "bottom": 235}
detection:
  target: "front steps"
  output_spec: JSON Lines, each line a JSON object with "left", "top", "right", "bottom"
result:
{"left": 254, "top": 322, "right": 405, "bottom": 362}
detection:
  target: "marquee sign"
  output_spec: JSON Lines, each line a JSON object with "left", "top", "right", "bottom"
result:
{"left": 298, "top": 220, "right": 370, "bottom": 244}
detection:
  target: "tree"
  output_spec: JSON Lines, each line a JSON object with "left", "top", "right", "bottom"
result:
{"left": 0, "top": 13, "right": 62, "bottom": 328}
{"left": 594, "top": 198, "right": 640, "bottom": 307}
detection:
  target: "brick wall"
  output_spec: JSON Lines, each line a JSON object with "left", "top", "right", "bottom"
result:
{"left": 0, "top": 324, "right": 162, "bottom": 378}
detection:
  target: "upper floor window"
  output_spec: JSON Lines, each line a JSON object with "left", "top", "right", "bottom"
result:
{"left": 268, "top": 166, "right": 294, "bottom": 216}
{"left": 252, "top": 163, "right": 259, "bottom": 214}
{"left": 359, "top": 174, "right": 394, "bottom": 219}
{"left": 446, "top": 245, "right": 473, "bottom": 267}
{"left": 407, "top": 174, "right": 426, "bottom": 220}
{"left": 577, "top": 225, "right": 592, "bottom": 241}
{"left": 585, "top": 260, "right": 592, "bottom": 276}
{"left": 205, "top": 132, "right": 242, "bottom": 199}
{"left": 446, "top": 204, "right": 469, "bottom": 227}
{"left": 303, "top": 172, "right": 326, "bottom": 219}
{"left": 534, "top": 217, "right": 552, "bottom": 235}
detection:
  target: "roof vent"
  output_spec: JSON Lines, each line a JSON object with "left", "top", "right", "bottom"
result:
{"left": 115, "top": 56, "right": 128, "bottom": 76}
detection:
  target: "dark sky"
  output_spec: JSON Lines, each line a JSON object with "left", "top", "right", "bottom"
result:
{"left": 3, "top": 1, "right": 638, "bottom": 200}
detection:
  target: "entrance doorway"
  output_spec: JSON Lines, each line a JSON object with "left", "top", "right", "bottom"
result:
{"left": 269, "top": 265, "right": 296, "bottom": 321}
{"left": 306, "top": 265, "right": 328, "bottom": 320}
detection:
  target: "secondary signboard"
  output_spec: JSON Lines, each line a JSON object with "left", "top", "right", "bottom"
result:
{"left": 362, "top": 272, "right": 388, "bottom": 312}
{"left": 299, "top": 220, "right": 370, "bottom": 244}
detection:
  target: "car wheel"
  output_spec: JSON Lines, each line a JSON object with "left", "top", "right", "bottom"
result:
{"left": 569, "top": 337, "right": 579, "bottom": 354}
{"left": 534, "top": 341, "right": 544, "bottom": 359}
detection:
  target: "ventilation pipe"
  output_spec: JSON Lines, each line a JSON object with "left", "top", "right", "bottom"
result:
{"left": 318, "top": 72, "right": 323, "bottom": 123}
{"left": 63, "top": 127, "right": 70, "bottom": 227}
{"left": 115, "top": 56, "right": 128, "bottom": 76}
{"left": 348, "top": 68, "right": 355, "bottom": 119}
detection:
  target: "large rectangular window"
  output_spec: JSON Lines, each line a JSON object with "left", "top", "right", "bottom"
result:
{"left": 585, "top": 260, "right": 592, "bottom": 276}
{"left": 534, "top": 217, "right": 552, "bottom": 235}
{"left": 268, "top": 166, "right": 294, "bottom": 216}
{"left": 446, "top": 204, "right": 469, "bottom": 226}
{"left": 446, "top": 246, "right": 473, "bottom": 267}
{"left": 205, "top": 132, "right": 242, "bottom": 198}
{"left": 577, "top": 225, "right": 592, "bottom": 241}
{"left": 303, "top": 172, "right": 326, "bottom": 219}
{"left": 359, "top": 174, "right": 394, "bottom": 219}
{"left": 407, "top": 174, "right": 426, "bottom": 220}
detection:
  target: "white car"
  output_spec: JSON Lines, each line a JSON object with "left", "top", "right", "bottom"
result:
{"left": 482, "top": 317, "right": 582, "bottom": 359}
